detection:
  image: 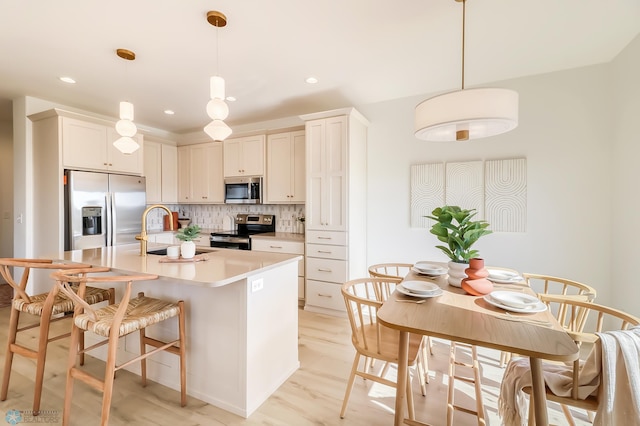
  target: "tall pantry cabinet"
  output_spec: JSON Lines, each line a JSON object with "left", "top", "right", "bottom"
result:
{"left": 301, "top": 108, "right": 368, "bottom": 316}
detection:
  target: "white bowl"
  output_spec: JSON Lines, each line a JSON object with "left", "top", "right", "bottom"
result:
{"left": 401, "top": 280, "right": 440, "bottom": 294}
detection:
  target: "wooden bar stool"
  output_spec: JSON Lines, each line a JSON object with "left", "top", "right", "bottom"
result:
{"left": 0, "top": 258, "right": 115, "bottom": 415}
{"left": 52, "top": 268, "right": 187, "bottom": 426}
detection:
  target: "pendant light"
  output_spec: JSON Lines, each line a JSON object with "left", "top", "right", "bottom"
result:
{"left": 204, "top": 11, "right": 232, "bottom": 141}
{"left": 415, "top": 0, "right": 518, "bottom": 142}
{"left": 113, "top": 48, "right": 140, "bottom": 154}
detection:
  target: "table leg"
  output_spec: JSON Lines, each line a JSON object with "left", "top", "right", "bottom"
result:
{"left": 529, "top": 357, "right": 548, "bottom": 426}
{"left": 394, "top": 331, "right": 410, "bottom": 426}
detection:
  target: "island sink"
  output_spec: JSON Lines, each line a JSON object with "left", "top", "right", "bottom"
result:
{"left": 146, "top": 248, "right": 210, "bottom": 256}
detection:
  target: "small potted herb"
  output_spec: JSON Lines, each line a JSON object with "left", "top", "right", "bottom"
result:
{"left": 175, "top": 225, "right": 201, "bottom": 259}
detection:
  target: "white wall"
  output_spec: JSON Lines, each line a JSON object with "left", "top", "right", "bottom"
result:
{"left": 360, "top": 62, "right": 620, "bottom": 310}
{"left": 0, "top": 118, "right": 12, "bottom": 257}
{"left": 611, "top": 34, "right": 640, "bottom": 317}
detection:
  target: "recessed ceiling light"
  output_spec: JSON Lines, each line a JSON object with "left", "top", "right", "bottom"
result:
{"left": 59, "top": 76, "right": 76, "bottom": 84}
{"left": 305, "top": 77, "right": 318, "bottom": 84}
{"left": 164, "top": 110, "right": 175, "bottom": 115}
{"left": 226, "top": 96, "right": 236, "bottom": 102}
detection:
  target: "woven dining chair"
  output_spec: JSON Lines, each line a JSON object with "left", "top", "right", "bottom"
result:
{"left": 501, "top": 295, "right": 640, "bottom": 426}
{"left": 368, "top": 263, "right": 434, "bottom": 383}
{"left": 499, "top": 273, "right": 597, "bottom": 367}
{"left": 340, "top": 277, "right": 428, "bottom": 421}
{"left": 51, "top": 267, "right": 187, "bottom": 426}
{"left": 0, "top": 258, "right": 114, "bottom": 415}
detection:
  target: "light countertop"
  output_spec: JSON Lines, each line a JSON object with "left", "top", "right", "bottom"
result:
{"left": 61, "top": 243, "right": 302, "bottom": 288}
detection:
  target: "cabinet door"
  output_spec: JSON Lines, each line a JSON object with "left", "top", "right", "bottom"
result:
{"left": 144, "top": 141, "right": 162, "bottom": 203}
{"left": 266, "top": 133, "right": 293, "bottom": 202}
{"left": 224, "top": 135, "right": 265, "bottom": 177}
{"left": 161, "top": 144, "right": 178, "bottom": 203}
{"left": 290, "top": 130, "right": 306, "bottom": 203}
{"left": 305, "top": 117, "right": 346, "bottom": 231}
{"left": 62, "top": 117, "right": 108, "bottom": 170}
{"left": 187, "top": 142, "right": 223, "bottom": 203}
{"left": 223, "top": 138, "right": 242, "bottom": 177}
{"left": 204, "top": 142, "right": 224, "bottom": 203}
{"left": 177, "top": 146, "right": 191, "bottom": 202}
{"left": 240, "top": 135, "right": 265, "bottom": 176}
{"left": 106, "top": 128, "right": 143, "bottom": 174}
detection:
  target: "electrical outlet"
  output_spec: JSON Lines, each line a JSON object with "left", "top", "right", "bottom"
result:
{"left": 251, "top": 278, "right": 264, "bottom": 293}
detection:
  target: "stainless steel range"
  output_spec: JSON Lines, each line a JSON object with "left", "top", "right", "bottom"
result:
{"left": 210, "top": 213, "right": 275, "bottom": 250}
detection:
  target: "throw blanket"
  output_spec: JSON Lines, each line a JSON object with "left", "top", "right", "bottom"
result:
{"left": 593, "top": 327, "right": 640, "bottom": 426}
{"left": 498, "top": 326, "right": 640, "bottom": 426}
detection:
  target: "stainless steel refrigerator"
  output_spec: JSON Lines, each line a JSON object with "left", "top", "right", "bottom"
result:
{"left": 64, "top": 170, "right": 146, "bottom": 251}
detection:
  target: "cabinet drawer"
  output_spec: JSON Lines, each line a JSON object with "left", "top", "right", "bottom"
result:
{"left": 252, "top": 239, "right": 304, "bottom": 254}
{"left": 193, "top": 235, "right": 210, "bottom": 247}
{"left": 306, "top": 243, "right": 347, "bottom": 260}
{"left": 306, "top": 230, "right": 346, "bottom": 246}
{"left": 306, "top": 280, "right": 345, "bottom": 311}
{"left": 306, "top": 258, "right": 348, "bottom": 283}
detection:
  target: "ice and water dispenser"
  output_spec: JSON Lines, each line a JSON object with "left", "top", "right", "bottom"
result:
{"left": 82, "top": 207, "right": 102, "bottom": 236}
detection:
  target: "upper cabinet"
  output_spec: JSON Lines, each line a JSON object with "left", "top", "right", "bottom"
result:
{"left": 266, "top": 130, "right": 305, "bottom": 204}
{"left": 223, "top": 135, "right": 265, "bottom": 177}
{"left": 178, "top": 142, "right": 224, "bottom": 203}
{"left": 144, "top": 140, "right": 178, "bottom": 204}
{"left": 62, "top": 117, "right": 143, "bottom": 175}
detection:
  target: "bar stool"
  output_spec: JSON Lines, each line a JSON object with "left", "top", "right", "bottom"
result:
{"left": 52, "top": 267, "right": 187, "bottom": 426}
{"left": 0, "top": 258, "right": 115, "bottom": 415}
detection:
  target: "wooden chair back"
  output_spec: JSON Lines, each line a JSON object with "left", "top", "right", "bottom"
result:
{"left": 533, "top": 295, "right": 640, "bottom": 407}
{"left": 368, "top": 263, "right": 412, "bottom": 280}
{"left": 523, "top": 273, "right": 597, "bottom": 300}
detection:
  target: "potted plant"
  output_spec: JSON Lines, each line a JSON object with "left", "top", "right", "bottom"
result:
{"left": 175, "top": 224, "right": 201, "bottom": 259}
{"left": 426, "top": 206, "right": 492, "bottom": 286}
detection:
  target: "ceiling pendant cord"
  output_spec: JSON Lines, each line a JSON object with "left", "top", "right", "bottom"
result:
{"left": 457, "top": 0, "right": 468, "bottom": 141}
{"left": 414, "top": 0, "right": 519, "bottom": 142}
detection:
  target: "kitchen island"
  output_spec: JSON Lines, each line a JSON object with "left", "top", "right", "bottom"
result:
{"left": 60, "top": 244, "right": 302, "bottom": 418}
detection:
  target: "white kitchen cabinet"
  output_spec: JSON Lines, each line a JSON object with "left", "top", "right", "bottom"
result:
{"left": 301, "top": 108, "right": 369, "bottom": 316}
{"left": 266, "top": 130, "right": 305, "bottom": 203}
{"left": 177, "top": 142, "right": 224, "bottom": 203}
{"left": 223, "top": 135, "right": 266, "bottom": 177}
{"left": 62, "top": 116, "right": 143, "bottom": 175}
{"left": 252, "top": 237, "right": 305, "bottom": 303}
{"left": 144, "top": 140, "right": 178, "bottom": 204}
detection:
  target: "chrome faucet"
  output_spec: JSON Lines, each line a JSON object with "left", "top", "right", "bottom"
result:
{"left": 136, "top": 204, "right": 174, "bottom": 256}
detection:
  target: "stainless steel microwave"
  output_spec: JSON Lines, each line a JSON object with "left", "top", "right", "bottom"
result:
{"left": 224, "top": 176, "right": 263, "bottom": 204}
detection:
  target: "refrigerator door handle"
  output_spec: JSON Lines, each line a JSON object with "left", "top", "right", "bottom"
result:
{"left": 106, "top": 193, "right": 113, "bottom": 246}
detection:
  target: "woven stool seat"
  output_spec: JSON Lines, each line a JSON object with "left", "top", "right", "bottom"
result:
{"left": 75, "top": 295, "right": 181, "bottom": 337}
{"left": 13, "top": 285, "right": 112, "bottom": 316}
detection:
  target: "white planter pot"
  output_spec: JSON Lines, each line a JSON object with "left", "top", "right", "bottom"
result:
{"left": 447, "top": 261, "right": 469, "bottom": 287}
{"left": 180, "top": 241, "right": 196, "bottom": 259}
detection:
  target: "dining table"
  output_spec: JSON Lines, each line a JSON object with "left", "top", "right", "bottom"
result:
{"left": 376, "top": 264, "right": 580, "bottom": 426}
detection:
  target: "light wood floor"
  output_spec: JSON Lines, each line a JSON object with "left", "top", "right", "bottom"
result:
{"left": 0, "top": 306, "right": 590, "bottom": 425}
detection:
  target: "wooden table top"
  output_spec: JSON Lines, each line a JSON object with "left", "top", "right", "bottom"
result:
{"left": 377, "top": 269, "right": 579, "bottom": 362}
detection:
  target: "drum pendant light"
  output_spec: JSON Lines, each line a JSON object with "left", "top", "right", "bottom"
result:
{"left": 204, "top": 11, "right": 232, "bottom": 141}
{"left": 113, "top": 48, "right": 140, "bottom": 154}
{"left": 415, "top": 0, "right": 518, "bottom": 142}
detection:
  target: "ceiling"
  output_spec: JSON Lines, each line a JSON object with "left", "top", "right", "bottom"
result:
{"left": 1, "top": 0, "right": 638, "bottom": 135}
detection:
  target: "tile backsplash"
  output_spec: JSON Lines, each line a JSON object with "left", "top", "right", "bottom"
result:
{"left": 145, "top": 204, "right": 305, "bottom": 233}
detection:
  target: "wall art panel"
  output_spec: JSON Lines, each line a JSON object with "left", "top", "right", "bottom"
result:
{"left": 410, "top": 163, "right": 445, "bottom": 228}
{"left": 485, "top": 158, "right": 527, "bottom": 232}
{"left": 445, "top": 161, "right": 484, "bottom": 217}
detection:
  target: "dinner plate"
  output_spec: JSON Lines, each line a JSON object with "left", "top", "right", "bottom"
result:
{"left": 401, "top": 280, "right": 440, "bottom": 294}
{"left": 490, "top": 291, "right": 539, "bottom": 309}
{"left": 396, "top": 284, "right": 443, "bottom": 299}
{"left": 411, "top": 266, "right": 447, "bottom": 276}
{"left": 413, "top": 262, "right": 447, "bottom": 275}
{"left": 484, "top": 293, "right": 547, "bottom": 313}
{"left": 487, "top": 269, "right": 524, "bottom": 284}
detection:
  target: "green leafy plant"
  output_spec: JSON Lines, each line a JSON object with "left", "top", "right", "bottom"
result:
{"left": 175, "top": 224, "right": 201, "bottom": 242}
{"left": 426, "top": 206, "right": 492, "bottom": 263}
